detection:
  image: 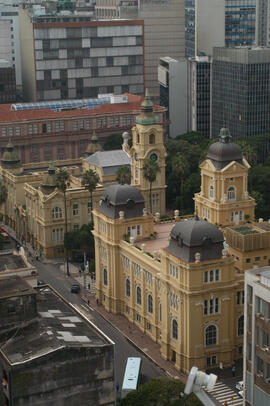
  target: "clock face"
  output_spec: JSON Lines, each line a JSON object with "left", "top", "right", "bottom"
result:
{"left": 150, "top": 153, "right": 158, "bottom": 161}
{"left": 134, "top": 152, "right": 138, "bottom": 161}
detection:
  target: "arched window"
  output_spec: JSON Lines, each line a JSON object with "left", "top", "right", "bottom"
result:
{"left": 172, "top": 319, "right": 178, "bottom": 340}
{"left": 103, "top": 268, "right": 107, "bottom": 286}
{"left": 228, "top": 186, "right": 236, "bottom": 201}
{"left": 205, "top": 325, "right": 217, "bottom": 346}
{"left": 209, "top": 185, "right": 214, "bottom": 199}
{"left": 52, "top": 207, "right": 62, "bottom": 219}
{"left": 136, "top": 286, "right": 141, "bottom": 305}
{"left": 149, "top": 133, "right": 155, "bottom": 144}
{"left": 126, "top": 279, "right": 130, "bottom": 297}
{"left": 137, "top": 133, "right": 140, "bottom": 143}
{"left": 148, "top": 294, "right": 153, "bottom": 313}
{"left": 238, "top": 315, "right": 244, "bottom": 336}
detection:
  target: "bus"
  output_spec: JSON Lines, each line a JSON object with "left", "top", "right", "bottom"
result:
{"left": 121, "top": 357, "right": 142, "bottom": 398}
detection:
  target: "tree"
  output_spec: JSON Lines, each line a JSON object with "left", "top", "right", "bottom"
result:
{"left": 81, "top": 169, "right": 100, "bottom": 224}
{"left": 118, "top": 377, "right": 203, "bottom": 406}
{"left": 55, "top": 168, "right": 70, "bottom": 276}
{"left": 143, "top": 158, "right": 160, "bottom": 214}
{"left": 237, "top": 141, "right": 257, "bottom": 166}
{"left": 116, "top": 165, "right": 131, "bottom": 185}
{"left": 103, "top": 133, "right": 123, "bottom": 150}
{"left": 172, "top": 154, "right": 189, "bottom": 198}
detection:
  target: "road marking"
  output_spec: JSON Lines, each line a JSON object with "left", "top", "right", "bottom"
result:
{"left": 206, "top": 381, "right": 243, "bottom": 405}
{"left": 81, "top": 303, "right": 94, "bottom": 311}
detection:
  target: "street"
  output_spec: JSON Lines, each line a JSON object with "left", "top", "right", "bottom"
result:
{"left": 35, "top": 259, "right": 165, "bottom": 387}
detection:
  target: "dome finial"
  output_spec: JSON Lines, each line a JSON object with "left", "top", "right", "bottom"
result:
{"left": 219, "top": 127, "right": 232, "bottom": 144}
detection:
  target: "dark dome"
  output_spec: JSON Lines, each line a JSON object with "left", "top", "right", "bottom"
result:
{"left": 207, "top": 128, "right": 243, "bottom": 170}
{"left": 166, "top": 218, "right": 224, "bottom": 263}
{"left": 99, "top": 184, "right": 145, "bottom": 219}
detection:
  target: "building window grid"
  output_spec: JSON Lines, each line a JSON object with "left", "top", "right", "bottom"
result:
{"left": 204, "top": 269, "right": 220, "bottom": 283}
{"left": 126, "top": 279, "right": 130, "bottom": 297}
{"left": 204, "top": 298, "right": 220, "bottom": 315}
{"left": 169, "top": 263, "right": 178, "bottom": 278}
{"left": 205, "top": 325, "right": 217, "bottom": 346}
{"left": 237, "top": 290, "right": 245, "bottom": 305}
{"left": 148, "top": 294, "right": 153, "bottom": 313}
{"left": 72, "top": 203, "right": 79, "bottom": 216}
{"left": 52, "top": 206, "right": 62, "bottom": 220}
{"left": 172, "top": 319, "right": 178, "bottom": 340}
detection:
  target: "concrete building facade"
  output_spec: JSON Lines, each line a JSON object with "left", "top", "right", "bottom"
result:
{"left": 19, "top": 5, "right": 144, "bottom": 102}
{"left": 95, "top": 0, "right": 185, "bottom": 103}
{"left": 212, "top": 46, "right": 270, "bottom": 140}
{"left": 244, "top": 267, "right": 270, "bottom": 405}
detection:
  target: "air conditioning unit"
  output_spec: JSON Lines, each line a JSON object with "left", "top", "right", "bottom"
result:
{"left": 264, "top": 347, "right": 269, "bottom": 352}
{"left": 265, "top": 377, "right": 270, "bottom": 383}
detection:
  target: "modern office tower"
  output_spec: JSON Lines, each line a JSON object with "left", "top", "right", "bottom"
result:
{"left": 19, "top": 5, "right": 144, "bottom": 102}
{"left": 225, "top": 0, "right": 256, "bottom": 47}
{"left": 256, "top": 0, "right": 270, "bottom": 46}
{"left": 0, "top": 61, "right": 16, "bottom": 104}
{"left": 212, "top": 46, "right": 270, "bottom": 140}
{"left": 158, "top": 57, "right": 187, "bottom": 138}
{"left": 0, "top": 2, "right": 22, "bottom": 90}
{"left": 187, "top": 56, "right": 212, "bottom": 137}
{"left": 185, "top": 0, "right": 225, "bottom": 57}
{"left": 95, "top": 0, "right": 185, "bottom": 103}
{"left": 244, "top": 267, "right": 270, "bottom": 405}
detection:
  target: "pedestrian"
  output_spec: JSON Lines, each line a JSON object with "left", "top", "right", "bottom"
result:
{"left": 232, "top": 364, "right": 236, "bottom": 377}
{"left": 87, "top": 299, "right": 90, "bottom": 306}
{"left": 96, "top": 298, "right": 99, "bottom": 305}
{"left": 115, "top": 382, "right": 119, "bottom": 392}
{"left": 88, "top": 283, "right": 90, "bottom": 290}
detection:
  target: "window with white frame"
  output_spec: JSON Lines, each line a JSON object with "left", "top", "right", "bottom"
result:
{"left": 238, "top": 315, "right": 244, "bottom": 336}
{"left": 228, "top": 186, "right": 236, "bottom": 201}
{"left": 204, "top": 269, "right": 220, "bottom": 283}
{"left": 204, "top": 298, "right": 220, "bottom": 315}
{"left": 100, "top": 245, "right": 107, "bottom": 260}
{"left": 85, "top": 120, "right": 91, "bottom": 129}
{"left": 132, "top": 262, "right": 141, "bottom": 278}
{"left": 152, "top": 193, "right": 160, "bottom": 208}
{"left": 100, "top": 222, "right": 106, "bottom": 234}
{"left": 73, "top": 203, "right": 79, "bottom": 216}
{"left": 15, "top": 127, "right": 21, "bottom": 136}
{"left": 126, "top": 279, "right": 130, "bottom": 297}
{"left": 73, "top": 121, "right": 78, "bottom": 130}
{"left": 52, "top": 207, "right": 62, "bottom": 220}
{"left": 207, "top": 356, "right": 217, "bottom": 366}
{"left": 73, "top": 224, "right": 79, "bottom": 231}
{"left": 103, "top": 268, "right": 107, "bottom": 286}
{"left": 170, "top": 292, "right": 179, "bottom": 310}
{"left": 47, "top": 122, "right": 52, "bottom": 132}
{"left": 52, "top": 228, "right": 64, "bottom": 242}
{"left": 121, "top": 255, "right": 129, "bottom": 269}
{"left": 79, "top": 120, "right": 84, "bottom": 130}
{"left": 169, "top": 263, "right": 178, "bottom": 278}
{"left": 202, "top": 207, "right": 210, "bottom": 219}
{"left": 205, "top": 325, "right": 217, "bottom": 346}
{"left": 87, "top": 202, "right": 91, "bottom": 214}
{"left": 8, "top": 127, "right": 13, "bottom": 137}
{"left": 145, "top": 271, "right": 152, "bottom": 286}
{"left": 1, "top": 127, "right": 6, "bottom": 137}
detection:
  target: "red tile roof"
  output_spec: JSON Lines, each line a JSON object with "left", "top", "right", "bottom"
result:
{"left": 0, "top": 94, "right": 166, "bottom": 123}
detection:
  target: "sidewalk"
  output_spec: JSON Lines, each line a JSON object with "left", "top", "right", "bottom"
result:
{"left": 82, "top": 292, "right": 186, "bottom": 381}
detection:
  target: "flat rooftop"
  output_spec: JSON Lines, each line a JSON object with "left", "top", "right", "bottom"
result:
{"left": 136, "top": 222, "right": 174, "bottom": 254}
{"left": 0, "top": 275, "right": 35, "bottom": 299}
{"left": 0, "top": 286, "right": 111, "bottom": 365}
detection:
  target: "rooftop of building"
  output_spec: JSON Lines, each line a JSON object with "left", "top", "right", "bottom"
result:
{"left": 85, "top": 149, "right": 130, "bottom": 174}
{"left": 226, "top": 221, "right": 270, "bottom": 252}
{"left": 0, "top": 94, "right": 166, "bottom": 123}
{"left": 0, "top": 275, "right": 36, "bottom": 300}
{"left": 0, "top": 285, "right": 111, "bottom": 365}
{"left": 0, "top": 252, "right": 27, "bottom": 272}
{"left": 136, "top": 221, "right": 175, "bottom": 255}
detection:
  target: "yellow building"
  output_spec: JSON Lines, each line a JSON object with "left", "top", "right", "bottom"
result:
{"left": 130, "top": 90, "right": 166, "bottom": 215}
{"left": 93, "top": 184, "right": 244, "bottom": 373}
{"left": 194, "top": 127, "right": 255, "bottom": 227}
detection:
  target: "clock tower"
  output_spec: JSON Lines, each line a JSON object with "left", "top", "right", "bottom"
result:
{"left": 130, "top": 90, "right": 166, "bottom": 215}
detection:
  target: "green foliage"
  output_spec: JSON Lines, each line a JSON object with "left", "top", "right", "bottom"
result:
{"left": 117, "top": 377, "right": 203, "bottom": 406}
{"left": 103, "top": 133, "right": 123, "bottom": 150}
{"left": 64, "top": 224, "right": 95, "bottom": 259}
{"left": 143, "top": 158, "right": 160, "bottom": 213}
{"left": 116, "top": 165, "right": 131, "bottom": 185}
{"left": 81, "top": 169, "right": 100, "bottom": 224}
{"left": 55, "top": 168, "right": 70, "bottom": 194}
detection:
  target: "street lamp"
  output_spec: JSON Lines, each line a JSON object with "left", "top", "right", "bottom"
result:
{"left": 182, "top": 366, "right": 217, "bottom": 405}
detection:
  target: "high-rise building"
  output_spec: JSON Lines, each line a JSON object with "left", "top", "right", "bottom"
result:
{"left": 225, "top": 0, "right": 256, "bottom": 47}
{"left": 185, "top": 0, "right": 225, "bottom": 58}
{"left": 19, "top": 5, "right": 144, "bottom": 102}
{"left": 244, "top": 266, "right": 270, "bottom": 405}
{"left": 95, "top": 0, "right": 185, "bottom": 103}
{"left": 0, "top": 60, "right": 16, "bottom": 104}
{"left": 212, "top": 46, "right": 270, "bottom": 139}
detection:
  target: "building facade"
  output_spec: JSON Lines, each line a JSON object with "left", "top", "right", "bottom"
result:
{"left": 19, "top": 5, "right": 144, "bottom": 101}
{"left": 225, "top": 0, "right": 256, "bottom": 47}
{"left": 212, "top": 46, "right": 270, "bottom": 140}
{"left": 0, "top": 61, "right": 16, "bottom": 104}
{"left": 185, "top": 0, "right": 225, "bottom": 58}
{"left": 95, "top": 0, "right": 185, "bottom": 103}
{"left": 194, "top": 127, "right": 255, "bottom": 226}
{"left": 244, "top": 267, "right": 270, "bottom": 405}
{"left": 0, "top": 94, "right": 167, "bottom": 164}
{"left": 93, "top": 185, "right": 244, "bottom": 374}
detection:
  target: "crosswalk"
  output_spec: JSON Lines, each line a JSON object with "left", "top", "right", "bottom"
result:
{"left": 206, "top": 381, "right": 243, "bottom": 405}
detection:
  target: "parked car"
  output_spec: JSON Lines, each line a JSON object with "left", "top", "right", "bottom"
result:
{"left": 37, "top": 280, "right": 45, "bottom": 286}
{"left": 236, "top": 381, "right": 243, "bottom": 391}
{"left": 238, "top": 390, "right": 243, "bottom": 398}
{"left": 71, "top": 284, "right": 80, "bottom": 294}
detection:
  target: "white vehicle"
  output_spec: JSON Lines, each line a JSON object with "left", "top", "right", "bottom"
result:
{"left": 236, "top": 380, "right": 243, "bottom": 391}
{"left": 238, "top": 390, "right": 243, "bottom": 398}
